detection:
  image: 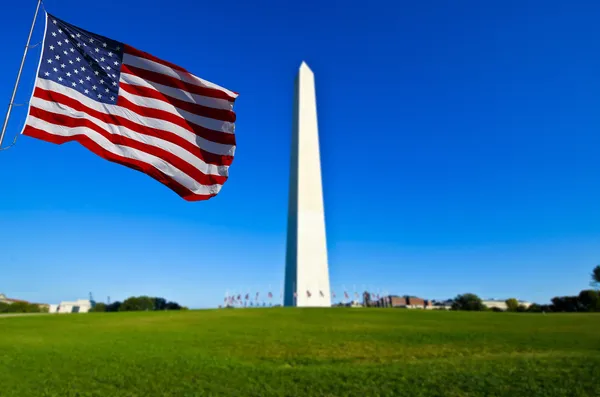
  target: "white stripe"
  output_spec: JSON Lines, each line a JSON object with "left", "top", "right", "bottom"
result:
{"left": 33, "top": 78, "right": 236, "bottom": 157}
{"left": 120, "top": 72, "right": 233, "bottom": 111}
{"left": 119, "top": 88, "right": 235, "bottom": 134}
{"left": 26, "top": 115, "right": 222, "bottom": 196}
{"left": 30, "top": 96, "right": 229, "bottom": 178}
{"left": 123, "top": 53, "right": 238, "bottom": 100}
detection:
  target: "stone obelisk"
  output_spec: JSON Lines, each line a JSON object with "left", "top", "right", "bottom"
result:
{"left": 284, "top": 62, "right": 331, "bottom": 307}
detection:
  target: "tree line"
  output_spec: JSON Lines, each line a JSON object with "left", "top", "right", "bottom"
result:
{"left": 0, "top": 301, "right": 49, "bottom": 314}
{"left": 452, "top": 265, "right": 600, "bottom": 313}
{"left": 89, "top": 296, "right": 187, "bottom": 312}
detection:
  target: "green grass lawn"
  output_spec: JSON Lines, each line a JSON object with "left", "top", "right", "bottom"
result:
{"left": 1, "top": 309, "right": 599, "bottom": 396}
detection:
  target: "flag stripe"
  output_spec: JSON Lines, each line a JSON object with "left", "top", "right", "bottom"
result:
{"left": 122, "top": 52, "right": 238, "bottom": 101}
{"left": 120, "top": 72, "right": 233, "bottom": 111}
{"left": 33, "top": 80, "right": 236, "bottom": 150}
{"left": 26, "top": 130, "right": 214, "bottom": 202}
{"left": 123, "top": 45, "right": 188, "bottom": 74}
{"left": 119, "top": 88, "right": 234, "bottom": 133}
{"left": 121, "top": 64, "right": 234, "bottom": 102}
{"left": 117, "top": 95, "right": 235, "bottom": 142}
{"left": 29, "top": 104, "right": 229, "bottom": 184}
{"left": 31, "top": 87, "right": 234, "bottom": 167}
{"left": 119, "top": 82, "right": 235, "bottom": 122}
{"left": 23, "top": 118, "right": 221, "bottom": 200}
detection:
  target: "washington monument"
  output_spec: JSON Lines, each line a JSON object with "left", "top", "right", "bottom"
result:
{"left": 284, "top": 62, "right": 331, "bottom": 307}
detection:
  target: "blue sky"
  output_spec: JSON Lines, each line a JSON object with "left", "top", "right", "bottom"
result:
{"left": 1, "top": 0, "right": 599, "bottom": 307}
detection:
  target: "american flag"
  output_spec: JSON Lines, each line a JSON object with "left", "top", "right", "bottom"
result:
{"left": 22, "top": 14, "right": 238, "bottom": 201}
{"left": 344, "top": 291, "right": 349, "bottom": 300}
{"left": 307, "top": 290, "right": 312, "bottom": 298}
{"left": 267, "top": 292, "right": 272, "bottom": 299}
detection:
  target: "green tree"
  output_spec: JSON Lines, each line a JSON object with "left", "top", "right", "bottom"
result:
{"left": 105, "top": 301, "right": 122, "bottom": 312}
{"left": 591, "top": 265, "right": 600, "bottom": 289}
{"left": 120, "top": 296, "right": 155, "bottom": 311}
{"left": 165, "top": 301, "right": 182, "bottom": 310}
{"left": 551, "top": 296, "right": 578, "bottom": 312}
{"left": 578, "top": 290, "right": 600, "bottom": 312}
{"left": 451, "top": 294, "right": 485, "bottom": 311}
{"left": 0, "top": 302, "right": 42, "bottom": 313}
{"left": 154, "top": 298, "right": 167, "bottom": 310}
{"left": 90, "top": 303, "right": 107, "bottom": 312}
{"left": 505, "top": 298, "right": 519, "bottom": 312}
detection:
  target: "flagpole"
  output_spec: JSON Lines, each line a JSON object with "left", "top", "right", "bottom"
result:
{"left": 0, "top": 0, "right": 42, "bottom": 149}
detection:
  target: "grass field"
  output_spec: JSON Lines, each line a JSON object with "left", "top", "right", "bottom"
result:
{"left": 1, "top": 309, "right": 599, "bottom": 397}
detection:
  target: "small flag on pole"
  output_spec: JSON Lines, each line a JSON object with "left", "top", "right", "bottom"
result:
{"left": 307, "top": 290, "right": 311, "bottom": 298}
{"left": 22, "top": 13, "right": 238, "bottom": 201}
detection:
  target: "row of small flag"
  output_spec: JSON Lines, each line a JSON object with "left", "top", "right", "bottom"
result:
{"left": 224, "top": 291, "right": 386, "bottom": 304}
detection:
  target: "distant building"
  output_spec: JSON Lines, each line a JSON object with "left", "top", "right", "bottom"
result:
{"left": 0, "top": 293, "right": 28, "bottom": 305}
{"left": 482, "top": 299, "right": 508, "bottom": 310}
{"left": 49, "top": 299, "right": 95, "bottom": 314}
{"left": 388, "top": 296, "right": 407, "bottom": 308}
{"left": 339, "top": 300, "right": 362, "bottom": 308}
{"left": 1, "top": 293, "right": 49, "bottom": 311}
{"left": 482, "top": 299, "right": 532, "bottom": 311}
{"left": 372, "top": 295, "right": 432, "bottom": 309}
{"left": 431, "top": 300, "right": 453, "bottom": 310}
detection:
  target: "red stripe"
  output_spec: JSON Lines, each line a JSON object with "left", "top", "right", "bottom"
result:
{"left": 116, "top": 94, "right": 236, "bottom": 146}
{"left": 124, "top": 44, "right": 239, "bottom": 98}
{"left": 22, "top": 126, "right": 216, "bottom": 202}
{"left": 32, "top": 87, "right": 235, "bottom": 165}
{"left": 121, "top": 64, "right": 236, "bottom": 102}
{"left": 29, "top": 106, "right": 228, "bottom": 186}
{"left": 119, "top": 82, "right": 236, "bottom": 123}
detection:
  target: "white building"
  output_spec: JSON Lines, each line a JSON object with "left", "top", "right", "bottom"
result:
{"left": 0, "top": 293, "right": 27, "bottom": 305}
{"left": 0, "top": 293, "right": 11, "bottom": 304}
{"left": 482, "top": 300, "right": 508, "bottom": 310}
{"left": 343, "top": 300, "right": 362, "bottom": 308}
{"left": 49, "top": 299, "right": 95, "bottom": 314}
{"left": 431, "top": 300, "right": 453, "bottom": 310}
{"left": 483, "top": 299, "right": 532, "bottom": 311}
